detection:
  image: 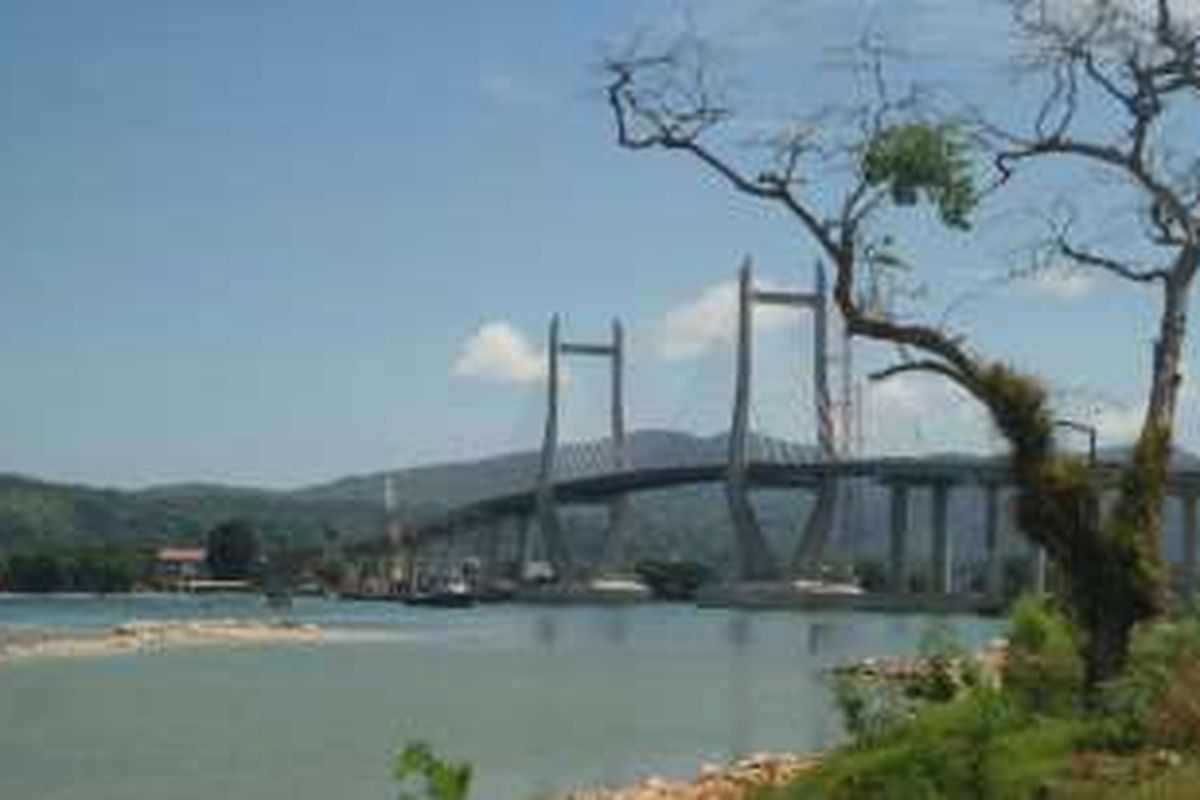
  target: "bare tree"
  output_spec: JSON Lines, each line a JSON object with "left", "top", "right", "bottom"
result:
{"left": 604, "top": 1, "right": 1200, "bottom": 685}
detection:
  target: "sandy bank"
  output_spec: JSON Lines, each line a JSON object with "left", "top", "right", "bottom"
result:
{"left": 0, "top": 619, "right": 323, "bottom": 662}
{"left": 563, "top": 752, "right": 819, "bottom": 799}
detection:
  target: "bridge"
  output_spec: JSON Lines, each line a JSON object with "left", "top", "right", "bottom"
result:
{"left": 399, "top": 260, "right": 1200, "bottom": 607}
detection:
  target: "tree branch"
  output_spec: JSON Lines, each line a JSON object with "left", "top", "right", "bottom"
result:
{"left": 1059, "top": 240, "right": 1171, "bottom": 284}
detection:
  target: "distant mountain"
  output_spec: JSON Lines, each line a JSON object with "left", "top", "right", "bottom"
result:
{"left": 1, "top": 433, "right": 1196, "bottom": 573}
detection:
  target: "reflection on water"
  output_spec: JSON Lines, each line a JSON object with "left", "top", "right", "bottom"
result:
{"left": 0, "top": 596, "right": 1000, "bottom": 800}
{"left": 534, "top": 610, "right": 558, "bottom": 649}
{"left": 808, "top": 620, "right": 836, "bottom": 656}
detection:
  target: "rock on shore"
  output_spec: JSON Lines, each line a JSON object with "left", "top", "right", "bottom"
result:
{"left": 0, "top": 619, "right": 323, "bottom": 662}
{"left": 564, "top": 752, "right": 819, "bottom": 800}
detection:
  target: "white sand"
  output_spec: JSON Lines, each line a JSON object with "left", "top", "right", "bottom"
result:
{"left": 0, "top": 619, "right": 323, "bottom": 662}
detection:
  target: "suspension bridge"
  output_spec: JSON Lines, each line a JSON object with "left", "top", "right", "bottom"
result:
{"left": 396, "top": 260, "right": 1200, "bottom": 608}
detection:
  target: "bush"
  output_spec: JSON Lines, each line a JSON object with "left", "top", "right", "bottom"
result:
{"left": 1, "top": 545, "right": 142, "bottom": 593}
{"left": 393, "top": 741, "right": 472, "bottom": 800}
{"left": 909, "top": 622, "right": 980, "bottom": 703}
{"left": 832, "top": 674, "right": 915, "bottom": 744}
{"left": 772, "top": 689, "right": 1079, "bottom": 800}
{"left": 1003, "top": 595, "right": 1083, "bottom": 717}
{"left": 1102, "top": 615, "right": 1200, "bottom": 752}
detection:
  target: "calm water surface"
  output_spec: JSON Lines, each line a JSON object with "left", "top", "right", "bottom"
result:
{"left": 0, "top": 594, "right": 999, "bottom": 799}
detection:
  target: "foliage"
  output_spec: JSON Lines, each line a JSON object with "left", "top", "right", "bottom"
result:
{"left": 1101, "top": 614, "right": 1200, "bottom": 752}
{"left": 634, "top": 559, "right": 713, "bottom": 601}
{"left": 909, "top": 622, "right": 980, "bottom": 703}
{"left": 205, "top": 519, "right": 261, "bottom": 580}
{"left": 0, "top": 544, "right": 143, "bottom": 593}
{"left": 1004, "top": 596, "right": 1084, "bottom": 717}
{"left": 832, "top": 674, "right": 916, "bottom": 744}
{"left": 393, "top": 741, "right": 472, "bottom": 800}
{"left": 863, "top": 123, "right": 977, "bottom": 229}
{"left": 765, "top": 689, "right": 1080, "bottom": 800}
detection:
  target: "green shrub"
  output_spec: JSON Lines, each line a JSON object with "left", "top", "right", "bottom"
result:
{"left": 832, "top": 673, "right": 915, "bottom": 744}
{"left": 908, "top": 622, "right": 979, "bottom": 703}
{"left": 1003, "top": 595, "right": 1083, "bottom": 716}
{"left": 768, "top": 689, "right": 1079, "bottom": 800}
{"left": 1101, "top": 614, "right": 1200, "bottom": 752}
{"left": 393, "top": 741, "right": 472, "bottom": 800}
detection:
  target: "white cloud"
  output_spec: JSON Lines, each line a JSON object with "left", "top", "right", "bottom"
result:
{"left": 657, "top": 279, "right": 797, "bottom": 359}
{"left": 1094, "top": 404, "right": 1144, "bottom": 442}
{"left": 864, "top": 371, "right": 995, "bottom": 454}
{"left": 452, "top": 322, "right": 545, "bottom": 383}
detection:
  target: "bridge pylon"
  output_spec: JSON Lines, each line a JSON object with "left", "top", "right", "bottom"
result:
{"left": 534, "top": 314, "right": 632, "bottom": 580}
{"left": 727, "top": 258, "right": 838, "bottom": 581}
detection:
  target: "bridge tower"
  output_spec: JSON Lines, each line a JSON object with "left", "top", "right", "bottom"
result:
{"left": 727, "top": 258, "right": 837, "bottom": 580}
{"left": 535, "top": 315, "right": 631, "bottom": 579}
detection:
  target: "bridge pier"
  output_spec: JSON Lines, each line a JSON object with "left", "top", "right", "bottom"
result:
{"left": 513, "top": 513, "right": 531, "bottom": 581}
{"left": 536, "top": 314, "right": 630, "bottom": 583}
{"left": 727, "top": 260, "right": 780, "bottom": 580}
{"left": 930, "top": 482, "right": 953, "bottom": 595}
{"left": 983, "top": 483, "right": 1004, "bottom": 601}
{"left": 1032, "top": 546, "right": 1048, "bottom": 595}
{"left": 599, "top": 495, "right": 633, "bottom": 575}
{"left": 477, "top": 520, "right": 502, "bottom": 588}
{"left": 888, "top": 483, "right": 910, "bottom": 594}
{"left": 597, "top": 319, "right": 633, "bottom": 577}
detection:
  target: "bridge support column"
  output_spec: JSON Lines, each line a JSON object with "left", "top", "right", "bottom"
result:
{"left": 931, "top": 483, "right": 952, "bottom": 595}
{"left": 1182, "top": 489, "right": 1198, "bottom": 609}
{"left": 983, "top": 484, "right": 1003, "bottom": 601}
{"left": 514, "top": 514, "right": 531, "bottom": 582}
{"left": 535, "top": 315, "right": 570, "bottom": 577}
{"left": 598, "top": 319, "right": 634, "bottom": 576}
{"left": 400, "top": 535, "right": 420, "bottom": 596}
{"left": 888, "top": 483, "right": 910, "bottom": 594}
{"left": 727, "top": 259, "right": 779, "bottom": 580}
{"left": 478, "top": 520, "right": 502, "bottom": 589}
{"left": 599, "top": 496, "right": 633, "bottom": 575}
{"left": 1032, "top": 547, "right": 1048, "bottom": 594}
{"left": 791, "top": 262, "right": 838, "bottom": 578}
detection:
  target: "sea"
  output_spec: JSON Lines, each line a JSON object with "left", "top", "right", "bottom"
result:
{"left": 0, "top": 593, "right": 1000, "bottom": 799}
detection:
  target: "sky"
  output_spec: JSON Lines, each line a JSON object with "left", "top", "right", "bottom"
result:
{"left": 3, "top": 0, "right": 1200, "bottom": 489}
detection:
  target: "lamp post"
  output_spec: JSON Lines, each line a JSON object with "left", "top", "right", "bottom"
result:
{"left": 1054, "top": 419, "right": 1098, "bottom": 467}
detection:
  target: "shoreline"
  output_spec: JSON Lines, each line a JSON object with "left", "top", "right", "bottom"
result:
{"left": 562, "top": 752, "right": 820, "bottom": 799}
{"left": 0, "top": 618, "right": 324, "bottom": 662}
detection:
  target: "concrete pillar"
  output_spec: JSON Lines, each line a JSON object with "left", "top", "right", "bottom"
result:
{"left": 931, "top": 483, "right": 952, "bottom": 595}
{"left": 889, "top": 483, "right": 910, "bottom": 594}
{"left": 726, "top": 259, "right": 779, "bottom": 580}
{"left": 479, "top": 521, "right": 501, "bottom": 588}
{"left": 983, "top": 483, "right": 1003, "bottom": 600}
{"left": 1033, "top": 547, "right": 1048, "bottom": 594}
{"left": 791, "top": 262, "right": 837, "bottom": 577}
{"left": 535, "top": 315, "right": 569, "bottom": 574}
{"left": 599, "top": 318, "right": 633, "bottom": 575}
{"left": 1182, "top": 489, "right": 1198, "bottom": 609}
{"left": 514, "top": 514, "right": 531, "bottom": 581}
{"left": 400, "top": 534, "right": 419, "bottom": 596}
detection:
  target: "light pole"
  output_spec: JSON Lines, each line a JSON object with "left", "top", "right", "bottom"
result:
{"left": 1054, "top": 419, "right": 1098, "bottom": 467}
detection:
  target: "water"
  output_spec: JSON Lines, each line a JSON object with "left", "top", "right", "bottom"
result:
{"left": 0, "top": 595, "right": 1000, "bottom": 799}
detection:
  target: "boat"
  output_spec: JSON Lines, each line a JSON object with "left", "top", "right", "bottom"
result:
{"left": 791, "top": 578, "right": 865, "bottom": 596}
{"left": 403, "top": 579, "right": 475, "bottom": 608}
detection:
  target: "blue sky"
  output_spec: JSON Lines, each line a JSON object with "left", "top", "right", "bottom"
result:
{"left": 2, "top": 0, "right": 1198, "bottom": 489}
